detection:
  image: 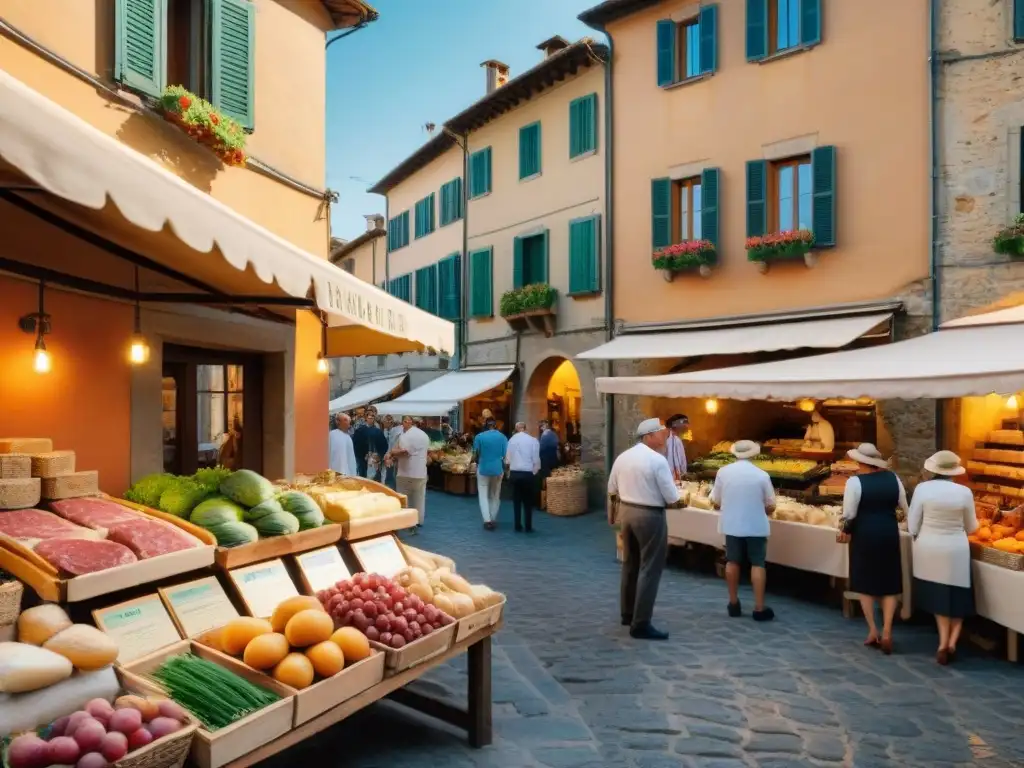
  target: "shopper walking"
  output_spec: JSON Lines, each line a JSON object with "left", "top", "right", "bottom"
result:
{"left": 665, "top": 414, "right": 689, "bottom": 482}
{"left": 353, "top": 412, "right": 388, "bottom": 480}
{"left": 388, "top": 416, "right": 430, "bottom": 532}
{"left": 838, "top": 443, "right": 909, "bottom": 654}
{"left": 539, "top": 420, "right": 560, "bottom": 479}
{"left": 473, "top": 417, "right": 508, "bottom": 530}
{"left": 710, "top": 441, "right": 777, "bottom": 621}
{"left": 381, "top": 414, "right": 403, "bottom": 489}
{"left": 506, "top": 422, "right": 541, "bottom": 533}
{"left": 607, "top": 418, "right": 680, "bottom": 640}
{"left": 909, "top": 451, "right": 979, "bottom": 665}
{"left": 328, "top": 413, "right": 357, "bottom": 476}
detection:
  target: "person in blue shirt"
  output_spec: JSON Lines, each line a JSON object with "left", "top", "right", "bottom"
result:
{"left": 539, "top": 419, "right": 561, "bottom": 480}
{"left": 473, "top": 418, "right": 509, "bottom": 530}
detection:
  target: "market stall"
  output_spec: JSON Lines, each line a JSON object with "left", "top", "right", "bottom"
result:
{"left": 328, "top": 374, "right": 408, "bottom": 416}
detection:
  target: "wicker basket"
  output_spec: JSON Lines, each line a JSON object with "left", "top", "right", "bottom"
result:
{"left": 972, "top": 543, "right": 1024, "bottom": 571}
{"left": 544, "top": 474, "right": 588, "bottom": 517}
{"left": 113, "top": 721, "right": 198, "bottom": 768}
{"left": 0, "top": 579, "right": 24, "bottom": 625}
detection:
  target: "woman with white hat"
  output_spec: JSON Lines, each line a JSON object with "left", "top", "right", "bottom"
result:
{"left": 908, "top": 451, "right": 979, "bottom": 664}
{"left": 839, "top": 444, "right": 909, "bottom": 654}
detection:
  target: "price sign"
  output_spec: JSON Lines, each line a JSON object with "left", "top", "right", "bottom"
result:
{"left": 229, "top": 559, "right": 299, "bottom": 618}
{"left": 350, "top": 534, "right": 407, "bottom": 579}
{"left": 295, "top": 546, "right": 350, "bottom": 594}
{"left": 159, "top": 576, "right": 239, "bottom": 638}
{"left": 93, "top": 595, "right": 181, "bottom": 663}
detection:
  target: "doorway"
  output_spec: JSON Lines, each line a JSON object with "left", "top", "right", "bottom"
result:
{"left": 525, "top": 357, "right": 583, "bottom": 464}
{"left": 162, "top": 345, "right": 264, "bottom": 476}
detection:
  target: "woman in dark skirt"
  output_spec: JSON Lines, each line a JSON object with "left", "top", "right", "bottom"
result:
{"left": 908, "top": 451, "right": 979, "bottom": 665}
{"left": 839, "top": 444, "right": 908, "bottom": 654}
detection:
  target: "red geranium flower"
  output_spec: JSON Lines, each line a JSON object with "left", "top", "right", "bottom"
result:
{"left": 178, "top": 95, "right": 191, "bottom": 109}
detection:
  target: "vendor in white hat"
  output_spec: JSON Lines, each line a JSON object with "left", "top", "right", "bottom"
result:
{"left": 607, "top": 417, "right": 681, "bottom": 641}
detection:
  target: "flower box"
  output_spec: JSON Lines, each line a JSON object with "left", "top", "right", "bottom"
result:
{"left": 746, "top": 229, "right": 816, "bottom": 273}
{"left": 500, "top": 284, "right": 557, "bottom": 336}
{"left": 159, "top": 85, "right": 247, "bottom": 166}
{"left": 994, "top": 214, "right": 1024, "bottom": 257}
{"left": 652, "top": 240, "right": 716, "bottom": 280}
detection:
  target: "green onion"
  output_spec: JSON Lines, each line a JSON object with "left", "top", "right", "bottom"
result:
{"left": 149, "top": 654, "right": 280, "bottom": 730}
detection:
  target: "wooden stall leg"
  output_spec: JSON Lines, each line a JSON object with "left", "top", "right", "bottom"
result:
{"left": 1008, "top": 629, "right": 1019, "bottom": 663}
{"left": 467, "top": 636, "right": 492, "bottom": 747}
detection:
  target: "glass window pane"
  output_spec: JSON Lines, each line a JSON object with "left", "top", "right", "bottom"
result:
{"left": 686, "top": 23, "right": 701, "bottom": 78}
{"left": 787, "top": 0, "right": 799, "bottom": 49}
{"left": 798, "top": 163, "right": 813, "bottom": 230}
{"left": 776, "top": 0, "right": 790, "bottom": 50}
{"left": 162, "top": 377, "right": 177, "bottom": 473}
{"left": 197, "top": 364, "right": 224, "bottom": 392}
{"left": 692, "top": 183, "right": 703, "bottom": 240}
{"left": 198, "top": 392, "right": 225, "bottom": 469}
{"left": 227, "top": 365, "right": 243, "bottom": 392}
{"left": 680, "top": 186, "right": 689, "bottom": 240}
{"left": 778, "top": 166, "right": 794, "bottom": 231}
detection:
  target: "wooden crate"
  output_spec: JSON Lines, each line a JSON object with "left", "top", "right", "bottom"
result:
{"left": 369, "top": 620, "right": 456, "bottom": 674}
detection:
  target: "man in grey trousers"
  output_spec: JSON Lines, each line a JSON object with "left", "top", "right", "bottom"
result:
{"left": 607, "top": 418, "right": 681, "bottom": 640}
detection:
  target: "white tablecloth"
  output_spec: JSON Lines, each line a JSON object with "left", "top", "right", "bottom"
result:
{"left": 973, "top": 560, "right": 1024, "bottom": 634}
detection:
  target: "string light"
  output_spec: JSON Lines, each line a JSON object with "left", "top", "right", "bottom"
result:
{"left": 317, "top": 313, "right": 329, "bottom": 374}
{"left": 798, "top": 399, "right": 816, "bottom": 412}
{"left": 317, "top": 353, "right": 329, "bottom": 375}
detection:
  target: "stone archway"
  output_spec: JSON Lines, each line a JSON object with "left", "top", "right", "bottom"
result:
{"left": 523, "top": 356, "right": 582, "bottom": 443}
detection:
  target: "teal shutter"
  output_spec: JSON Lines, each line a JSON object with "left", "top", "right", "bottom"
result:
{"left": 519, "top": 123, "right": 541, "bottom": 179}
{"left": 800, "top": 0, "right": 821, "bottom": 46}
{"left": 512, "top": 236, "right": 524, "bottom": 289}
{"left": 746, "top": 0, "right": 768, "bottom": 62}
{"left": 469, "top": 248, "right": 493, "bottom": 318}
{"left": 700, "top": 168, "right": 720, "bottom": 248}
{"left": 569, "top": 215, "right": 601, "bottom": 295}
{"left": 470, "top": 149, "right": 492, "bottom": 197}
{"left": 746, "top": 160, "right": 767, "bottom": 237}
{"left": 440, "top": 180, "right": 459, "bottom": 225}
{"left": 569, "top": 95, "right": 598, "bottom": 158}
{"left": 414, "top": 265, "right": 438, "bottom": 313}
{"left": 483, "top": 147, "right": 492, "bottom": 194}
{"left": 811, "top": 145, "right": 836, "bottom": 246}
{"left": 115, "top": 0, "right": 167, "bottom": 98}
{"left": 699, "top": 5, "right": 718, "bottom": 74}
{"left": 428, "top": 193, "right": 435, "bottom": 232}
{"left": 452, "top": 177, "right": 463, "bottom": 219}
{"left": 538, "top": 229, "right": 550, "bottom": 283}
{"left": 401, "top": 211, "right": 410, "bottom": 247}
{"left": 651, "top": 177, "right": 672, "bottom": 249}
{"left": 210, "top": 0, "right": 256, "bottom": 130}
{"left": 414, "top": 199, "right": 424, "bottom": 239}
{"left": 656, "top": 19, "right": 676, "bottom": 86}
{"left": 439, "top": 253, "right": 461, "bottom": 319}
{"left": 1017, "top": 0, "right": 1024, "bottom": 40}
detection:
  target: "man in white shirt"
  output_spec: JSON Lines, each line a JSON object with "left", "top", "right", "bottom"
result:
{"left": 803, "top": 410, "right": 835, "bottom": 452}
{"left": 387, "top": 415, "right": 430, "bottom": 531}
{"left": 665, "top": 413, "right": 689, "bottom": 481}
{"left": 328, "top": 413, "right": 357, "bottom": 476}
{"left": 506, "top": 422, "right": 541, "bottom": 533}
{"left": 607, "top": 418, "right": 681, "bottom": 641}
{"left": 710, "top": 440, "right": 777, "bottom": 622}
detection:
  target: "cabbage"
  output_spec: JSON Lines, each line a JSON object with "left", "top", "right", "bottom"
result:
{"left": 244, "top": 498, "right": 285, "bottom": 523}
{"left": 206, "top": 519, "right": 260, "bottom": 548}
{"left": 193, "top": 466, "right": 234, "bottom": 495}
{"left": 278, "top": 491, "right": 324, "bottom": 530}
{"left": 252, "top": 510, "right": 300, "bottom": 537}
{"left": 158, "top": 478, "right": 210, "bottom": 518}
{"left": 190, "top": 496, "right": 245, "bottom": 528}
{"left": 123, "top": 473, "right": 178, "bottom": 508}
{"left": 219, "top": 470, "right": 275, "bottom": 508}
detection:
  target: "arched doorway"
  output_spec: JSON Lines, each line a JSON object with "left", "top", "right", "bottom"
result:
{"left": 524, "top": 357, "right": 583, "bottom": 462}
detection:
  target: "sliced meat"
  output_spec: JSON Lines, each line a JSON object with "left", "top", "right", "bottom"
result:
{"left": 49, "top": 497, "right": 139, "bottom": 529}
{"left": 34, "top": 538, "right": 137, "bottom": 575}
{"left": 106, "top": 518, "right": 201, "bottom": 559}
{"left": 0, "top": 509, "right": 104, "bottom": 547}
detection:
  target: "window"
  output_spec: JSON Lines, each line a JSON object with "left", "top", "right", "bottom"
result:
{"left": 746, "top": 0, "right": 821, "bottom": 62}
{"left": 746, "top": 147, "right": 835, "bottom": 245}
{"left": 387, "top": 211, "right": 409, "bottom": 251}
{"left": 469, "top": 147, "right": 492, "bottom": 198}
{"left": 513, "top": 231, "right": 549, "bottom": 288}
{"left": 341, "top": 258, "right": 355, "bottom": 274}
{"left": 676, "top": 177, "right": 703, "bottom": 241}
{"left": 115, "top": 0, "right": 256, "bottom": 129}
{"left": 388, "top": 273, "right": 412, "bottom": 302}
{"left": 773, "top": 158, "right": 812, "bottom": 232}
{"left": 773, "top": 0, "right": 800, "bottom": 52}
{"left": 568, "top": 215, "right": 601, "bottom": 295}
{"left": 656, "top": 5, "right": 718, "bottom": 87}
{"left": 519, "top": 122, "right": 542, "bottom": 180}
{"left": 439, "top": 177, "right": 463, "bottom": 226}
{"left": 414, "top": 194, "right": 435, "bottom": 239}
{"left": 468, "top": 248, "right": 493, "bottom": 318}
{"left": 651, "top": 168, "right": 720, "bottom": 250}
{"left": 414, "top": 264, "right": 439, "bottom": 314}
{"left": 569, "top": 94, "right": 598, "bottom": 158}
{"left": 196, "top": 364, "right": 243, "bottom": 470}
{"left": 438, "top": 253, "right": 462, "bottom": 320}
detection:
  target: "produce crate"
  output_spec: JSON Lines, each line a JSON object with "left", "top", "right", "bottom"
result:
{"left": 369, "top": 620, "right": 456, "bottom": 674}
{"left": 443, "top": 472, "right": 469, "bottom": 495}
{"left": 455, "top": 595, "right": 506, "bottom": 643}
{"left": 114, "top": 669, "right": 199, "bottom": 768}
{"left": 341, "top": 507, "right": 419, "bottom": 541}
{"left": 972, "top": 544, "right": 1024, "bottom": 571}
{"left": 120, "top": 640, "right": 295, "bottom": 768}
{"left": 213, "top": 524, "right": 344, "bottom": 569}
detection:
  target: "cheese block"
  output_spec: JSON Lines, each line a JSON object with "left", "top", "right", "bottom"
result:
{"left": 17, "top": 604, "right": 72, "bottom": 646}
{"left": 30, "top": 451, "right": 75, "bottom": 478}
{"left": 0, "top": 642, "right": 73, "bottom": 693}
{"left": 43, "top": 625, "right": 118, "bottom": 671}
{"left": 41, "top": 471, "right": 99, "bottom": 500}
{"left": 0, "top": 477, "right": 41, "bottom": 510}
{"left": 0, "top": 454, "right": 31, "bottom": 480}
{"left": 0, "top": 438, "right": 52, "bottom": 455}
{"left": 990, "top": 429, "right": 1024, "bottom": 445}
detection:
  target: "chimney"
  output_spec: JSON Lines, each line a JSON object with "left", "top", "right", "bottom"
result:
{"left": 536, "top": 35, "right": 570, "bottom": 59}
{"left": 480, "top": 59, "right": 510, "bottom": 94}
{"left": 364, "top": 214, "right": 385, "bottom": 233}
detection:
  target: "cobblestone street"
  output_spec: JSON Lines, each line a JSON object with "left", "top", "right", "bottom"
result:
{"left": 269, "top": 492, "right": 1024, "bottom": 768}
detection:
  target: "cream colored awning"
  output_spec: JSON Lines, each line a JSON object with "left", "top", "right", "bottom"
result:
{"left": 376, "top": 366, "right": 516, "bottom": 417}
{"left": 0, "top": 70, "right": 453, "bottom": 357}
{"left": 577, "top": 313, "right": 891, "bottom": 360}
{"left": 328, "top": 374, "right": 406, "bottom": 414}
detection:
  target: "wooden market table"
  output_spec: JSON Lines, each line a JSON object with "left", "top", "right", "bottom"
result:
{"left": 972, "top": 561, "right": 1024, "bottom": 662}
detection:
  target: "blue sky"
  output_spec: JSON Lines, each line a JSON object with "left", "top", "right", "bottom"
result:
{"left": 325, "top": 0, "right": 602, "bottom": 240}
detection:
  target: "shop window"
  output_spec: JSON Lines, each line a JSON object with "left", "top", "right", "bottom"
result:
{"left": 512, "top": 232, "right": 549, "bottom": 288}
{"left": 197, "top": 364, "right": 244, "bottom": 470}
{"left": 746, "top": 0, "right": 821, "bottom": 62}
{"left": 656, "top": 6, "right": 717, "bottom": 87}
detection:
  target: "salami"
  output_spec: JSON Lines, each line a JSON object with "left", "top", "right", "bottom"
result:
{"left": 49, "top": 497, "right": 139, "bottom": 529}
{"left": 0, "top": 509, "right": 103, "bottom": 546}
{"left": 34, "top": 538, "right": 137, "bottom": 575}
{"left": 106, "top": 518, "right": 200, "bottom": 559}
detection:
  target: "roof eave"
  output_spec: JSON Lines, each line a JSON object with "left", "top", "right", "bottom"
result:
{"left": 321, "top": 0, "right": 379, "bottom": 30}
{"left": 578, "top": 0, "right": 662, "bottom": 28}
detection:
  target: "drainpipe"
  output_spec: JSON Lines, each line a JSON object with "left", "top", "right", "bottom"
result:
{"left": 459, "top": 132, "right": 470, "bottom": 370}
{"left": 929, "top": 0, "right": 944, "bottom": 449}
{"left": 384, "top": 197, "right": 390, "bottom": 290}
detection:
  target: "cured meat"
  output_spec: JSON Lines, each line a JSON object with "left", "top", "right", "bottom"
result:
{"left": 49, "top": 497, "right": 138, "bottom": 529}
{"left": 0, "top": 509, "right": 103, "bottom": 547}
{"left": 34, "top": 538, "right": 137, "bottom": 576}
{"left": 106, "top": 518, "right": 200, "bottom": 559}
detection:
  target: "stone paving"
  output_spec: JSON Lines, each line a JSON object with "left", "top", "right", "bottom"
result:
{"left": 265, "top": 491, "right": 1024, "bottom": 767}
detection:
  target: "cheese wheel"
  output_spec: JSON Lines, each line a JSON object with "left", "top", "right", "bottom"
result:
{"left": 0, "top": 642, "right": 74, "bottom": 693}
{"left": 17, "top": 604, "right": 73, "bottom": 647}
{"left": 43, "top": 625, "right": 119, "bottom": 671}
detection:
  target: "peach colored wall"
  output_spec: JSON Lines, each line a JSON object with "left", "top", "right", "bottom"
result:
{"left": 342, "top": 237, "right": 385, "bottom": 287}
{"left": 607, "top": 0, "right": 930, "bottom": 324}
{"left": 0, "top": 277, "right": 133, "bottom": 495}
{"left": 467, "top": 65, "right": 605, "bottom": 341}
{"left": 294, "top": 309, "right": 328, "bottom": 473}
{"left": 0, "top": 0, "right": 331, "bottom": 257}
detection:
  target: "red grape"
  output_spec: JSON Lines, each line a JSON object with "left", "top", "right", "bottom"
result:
{"left": 327, "top": 595, "right": 343, "bottom": 612}
{"left": 367, "top": 575, "right": 379, "bottom": 590}
{"left": 403, "top": 608, "right": 417, "bottom": 622}
{"left": 343, "top": 590, "right": 355, "bottom": 601}
{"left": 422, "top": 624, "right": 434, "bottom": 635}
{"left": 409, "top": 621, "right": 421, "bottom": 635}
{"left": 392, "top": 616, "right": 408, "bottom": 634}
{"left": 339, "top": 600, "right": 352, "bottom": 615}
{"left": 390, "top": 634, "right": 406, "bottom": 649}
{"left": 352, "top": 610, "right": 371, "bottom": 631}
{"left": 365, "top": 626, "right": 380, "bottom": 642}
{"left": 393, "top": 602, "right": 405, "bottom": 614}
{"left": 362, "top": 589, "right": 375, "bottom": 602}
{"left": 342, "top": 610, "right": 354, "bottom": 625}
{"left": 379, "top": 632, "right": 393, "bottom": 645}
{"left": 424, "top": 605, "right": 439, "bottom": 622}
{"left": 374, "top": 600, "right": 388, "bottom": 615}
{"left": 402, "top": 629, "right": 415, "bottom": 643}
{"left": 363, "top": 602, "right": 378, "bottom": 620}
{"left": 415, "top": 613, "right": 427, "bottom": 625}
{"left": 350, "top": 597, "right": 364, "bottom": 610}
{"left": 316, "top": 589, "right": 328, "bottom": 603}
{"left": 374, "top": 615, "right": 390, "bottom": 631}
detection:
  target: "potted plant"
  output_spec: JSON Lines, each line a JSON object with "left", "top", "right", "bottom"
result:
{"left": 652, "top": 240, "right": 717, "bottom": 280}
{"left": 994, "top": 213, "right": 1024, "bottom": 257}
{"left": 159, "top": 85, "right": 247, "bottom": 166}
{"left": 746, "top": 229, "right": 816, "bottom": 273}
{"left": 500, "top": 283, "right": 558, "bottom": 336}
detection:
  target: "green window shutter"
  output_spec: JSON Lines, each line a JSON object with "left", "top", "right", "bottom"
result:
{"left": 656, "top": 19, "right": 677, "bottom": 86}
{"left": 415, "top": 265, "right": 438, "bottom": 313}
{"left": 746, "top": 0, "right": 768, "bottom": 62}
{"left": 539, "top": 229, "right": 550, "bottom": 283}
{"left": 483, "top": 147, "right": 492, "bottom": 194}
{"left": 746, "top": 160, "right": 767, "bottom": 237}
{"left": 414, "top": 199, "right": 424, "bottom": 239}
{"left": 440, "top": 180, "right": 456, "bottom": 226}
{"left": 115, "top": 0, "right": 167, "bottom": 98}
{"left": 519, "top": 122, "right": 541, "bottom": 179}
{"left": 469, "top": 248, "right": 493, "bottom": 318}
{"left": 700, "top": 167, "right": 720, "bottom": 248}
{"left": 210, "top": 0, "right": 256, "bottom": 130}
{"left": 512, "top": 236, "right": 525, "bottom": 289}
{"left": 699, "top": 5, "right": 718, "bottom": 74}
{"left": 569, "top": 95, "right": 598, "bottom": 158}
{"left": 401, "top": 211, "right": 410, "bottom": 247}
{"left": 470, "top": 150, "right": 492, "bottom": 198}
{"left": 428, "top": 193, "right": 435, "bottom": 233}
{"left": 453, "top": 177, "right": 464, "bottom": 219}
{"left": 569, "top": 215, "right": 601, "bottom": 295}
{"left": 811, "top": 145, "right": 837, "bottom": 247}
{"left": 439, "top": 253, "right": 461, "bottom": 319}
{"left": 1017, "top": 0, "right": 1024, "bottom": 40}
{"left": 800, "top": 0, "right": 821, "bottom": 46}
{"left": 651, "top": 177, "right": 672, "bottom": 249}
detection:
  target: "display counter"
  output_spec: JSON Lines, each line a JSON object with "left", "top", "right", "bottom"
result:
{"left": 973, "top": 560, "right": 1024, "bottom": 662}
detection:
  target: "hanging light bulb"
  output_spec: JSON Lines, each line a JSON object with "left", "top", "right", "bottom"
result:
{"left": 316, "top": 352, "right": 329, "bottom": 375}
{"left": 316, "top": 311, "right": 329, "bottom": 374}
{"left": 1007, "top": 394, "right": 1019, "bottom": 410}
{"left": 798, "top": 398, "right": 816, "bottom": 413}
{"left": 128, "top": 268, "right": 150, "bottom": 365}
{"left": 33, "top": 337, "right": 51, "bottom": 374}
{"left": 19, "top": 281, "right": 52, "bottom": 374}
{"left": 705, "top": 398, "right": 719, "bottom": 415}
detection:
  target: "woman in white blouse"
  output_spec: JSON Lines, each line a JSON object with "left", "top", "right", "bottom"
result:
{"left": 908, "top": 451, "right": 979, "bottom": 665}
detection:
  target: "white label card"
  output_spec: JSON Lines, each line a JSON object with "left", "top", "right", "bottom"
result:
{"left": 229, "top": 559, "right": 300, "bottom": 618}
{"left": 93, "top": 595, "right": 181, "bottom": 663}
{"left": 350, "top": 534, "right": 407, "bottom": 579}
{"left": 295, "top": 545, "right": 350, "bottom": 594}
{"left": 160, "top": 576, "right": 239, "bottom": 638}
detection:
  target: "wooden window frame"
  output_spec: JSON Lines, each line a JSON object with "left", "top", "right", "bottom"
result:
{"left": 676, "top": 17, "right": 701, "bottom": 82}
{"left": 768, "top": 155, "right": 811, "bottom": 233}
{"left": 768, "top": 0, "right": 798, "bottom": 55}
{"left": 671, "top": 176, "right": 702, "bottom": 243}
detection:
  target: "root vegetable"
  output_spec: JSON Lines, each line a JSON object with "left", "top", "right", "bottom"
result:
{"left": 48, "top": 736, "right": 81, "bottom": 765}
{"left": 99, "top": 732, "right": 128, "bottom": 762}
{"left": 126, "top": 728, "right": 153, "bottom": 750}
{"left": 157, "top": 699, "right": 186, "bottom": 721}
{"left": 73, "top": 720, "right": 106, "bottom": 753}
{"left": 108, "top": 707, "right": 143, "bottom": 735}
{"left": 146, "top": 717, "right": 182, "bottom": 740}
{"left": 7, "top": 733, "right": 48, "bottom": 768}
{"left": 75, "top": 752, "right": 109, "bottom": 768}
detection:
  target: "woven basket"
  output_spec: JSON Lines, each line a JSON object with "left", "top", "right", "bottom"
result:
{"left": 544, "top": 474, "right": 588, "bottom": 517}
{"left": 0, "top": 579, "right": 24, "bottom": 625}
{"left": 113, "top": 721, "right": 198, "bottom": 768}
{"left": 972, "top": 543, "right": 1024, "bottom": 571}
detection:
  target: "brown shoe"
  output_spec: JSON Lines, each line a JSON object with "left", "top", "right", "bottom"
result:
{"left": 936, "top": 648, "right": 949, "bottom": 666}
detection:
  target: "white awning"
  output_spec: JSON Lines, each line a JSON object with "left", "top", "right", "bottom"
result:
{"left": 596, "top": 322, "right": 1024, "bottom": 401}
{"left": 577, "top": 313, "right": 891, "bottom": 360}
{"left": 941, "top": 304, "right": 1024, "bottom": 329}
{"left": 0, "top": 70, "right": 453, "bottom": 357}
{"left": 328, "top": 374, "right": 406, "bottom": 414}
{"left": 375, "top": 366, "right": 516, "bottom": 417}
